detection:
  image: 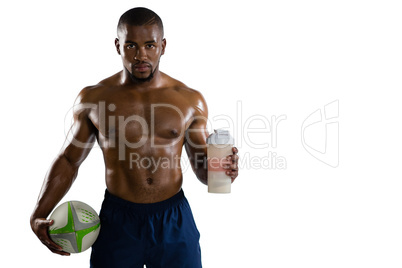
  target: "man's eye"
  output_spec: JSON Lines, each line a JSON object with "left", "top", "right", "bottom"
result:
{"left": 146, "top": 44, "right": 155, "bottom": 48}
{"left": 127, "top": 44, "right": 135, "bottom": 49}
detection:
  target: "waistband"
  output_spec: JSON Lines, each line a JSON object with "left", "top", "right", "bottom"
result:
{"left": 103, "top": 188, "right": 186, "bottom": 214}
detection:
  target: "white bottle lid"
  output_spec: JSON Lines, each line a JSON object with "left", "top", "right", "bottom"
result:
{"left": 206, "top": 129, "right": 234, "bottom": 145}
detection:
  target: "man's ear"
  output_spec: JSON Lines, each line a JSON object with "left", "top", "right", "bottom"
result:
{"left": 161, "top": 38, "right": 166, "bottom": 55}
{"left": 115, "top": 38, "right": 121, "bottom": 55}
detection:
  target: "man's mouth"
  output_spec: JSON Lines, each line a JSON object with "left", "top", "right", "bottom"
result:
{"left": 134, "top": 64, "right": 151, "bottom": 72}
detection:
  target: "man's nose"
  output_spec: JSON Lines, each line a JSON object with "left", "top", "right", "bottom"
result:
{"left": 135, "top": 47, "right": 147, "bottom": 61}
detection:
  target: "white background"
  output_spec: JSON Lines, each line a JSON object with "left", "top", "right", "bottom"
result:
{"left": 1, "top": 0, "right": 402, "bottom": 267}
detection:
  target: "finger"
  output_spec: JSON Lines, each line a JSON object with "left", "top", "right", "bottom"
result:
{"left": 40, "top": 232, "right": 64, "bottom": 252}
{"left": 226, "top": 171, "right": 238, "bottom": 182}
{"left": 226, "top": 155, "right": 239, "bottom": 163}
{"left": 223, "top": 164, "right": 237, "bottom": 170}
{"left": 33, "top": 218, "right": 70, "bottom": 255}
{"left": 221, "top": 158, "right": 232, "bottom": 165}
{"left": 226, "top": 170, "right": 238, "bottom": 177}
{"left": 42, "top": 237, "right": 64, "bottom": 251}
{"left": 36, "top": 220, "right": 61, "bottom": 250}
{"left": 229, "top": 155, "right": 239, "bottom": 163}
{"left": 227, "top": 169, "right": 238, "bottom": 174}
{"left": 49, "top": 246, "right": 71, "bottom": 256}
{"left": 37, "top": 223, "right": 64, "bottom": 252}
{"left": 35, "top": 218, "right": 54, "bottom": 228}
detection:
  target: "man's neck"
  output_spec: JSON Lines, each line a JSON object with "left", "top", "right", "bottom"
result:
{"left": 120, "top": 68, "right": 164, "bottom": 90}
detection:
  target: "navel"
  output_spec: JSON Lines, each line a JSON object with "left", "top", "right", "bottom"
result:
{"left": 146, "top": 177, "right": 153, "bottom": 185}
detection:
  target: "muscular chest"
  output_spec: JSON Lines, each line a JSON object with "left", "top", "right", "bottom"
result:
{"left": 90, "top": 90, "right": 193, "bottom": 146}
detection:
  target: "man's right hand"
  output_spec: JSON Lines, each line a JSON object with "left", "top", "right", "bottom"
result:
{"left": 31, "top": 218, "right": 71, "bottom": 256}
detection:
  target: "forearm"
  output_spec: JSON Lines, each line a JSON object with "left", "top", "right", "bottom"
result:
{"left": 196, "top": 169, "right": 208, "bottom": 185}
{"left": 30, "top": 154, "right": 78, "bottom": 225}
{"left": 192, "top": 152, "right": 208, "bottom": 185}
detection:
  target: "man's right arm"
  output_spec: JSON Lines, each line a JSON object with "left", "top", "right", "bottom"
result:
{"left": 30, "top": 88, "right": 97, "bottom": 256}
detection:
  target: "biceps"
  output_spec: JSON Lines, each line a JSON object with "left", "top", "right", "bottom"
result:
{"left": 62, "top": 115, "right": 97, "bottom": 167}
{"left": 185, "top": 121, "right": 208, "bottom": 155}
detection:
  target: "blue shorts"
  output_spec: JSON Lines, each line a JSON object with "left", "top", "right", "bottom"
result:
{"left": 90, "top": 189, "right": 202, "bottom": 268}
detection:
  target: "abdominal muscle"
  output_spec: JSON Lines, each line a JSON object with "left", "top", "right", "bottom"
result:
{"left": 102, "top": 147, "right": 184, "bottom": 203}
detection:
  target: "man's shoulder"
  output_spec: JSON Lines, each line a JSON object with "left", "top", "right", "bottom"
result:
{"left": 163, "top": 73, "right": 205, "bottom": 101}
{"left": 77, "top": 72, "right": 122, "bottom": 103}
{"left": 163, "top": 74, "right": 208, "bottom": 116}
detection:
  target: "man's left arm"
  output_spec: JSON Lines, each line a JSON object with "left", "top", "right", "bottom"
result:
{"left": 184, "top": 91, "right": 238, "bottom": 185}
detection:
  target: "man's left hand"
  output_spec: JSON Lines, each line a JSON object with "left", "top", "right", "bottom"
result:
{"left": 224, "top": 147, "right": 239, "bottom": 183}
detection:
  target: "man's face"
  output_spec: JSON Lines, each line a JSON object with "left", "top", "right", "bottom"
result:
{"left": 116, "top": 24, "right": 166, "bottom": 82}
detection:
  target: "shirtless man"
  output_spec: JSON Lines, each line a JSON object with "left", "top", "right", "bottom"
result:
{"left": 30, "top": 7, "right": 239, "bottom": 267}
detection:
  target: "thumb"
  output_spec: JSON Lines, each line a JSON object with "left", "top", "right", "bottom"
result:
{"left": 36, "top": 218, "right": 54, "bottom": 227}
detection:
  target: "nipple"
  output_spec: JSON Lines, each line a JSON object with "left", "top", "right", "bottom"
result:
{"left": 146, "top": 178, "right": 153, "bottom": 185}
{"left": 171, "top": 129, "right": 179, "bottom": 137}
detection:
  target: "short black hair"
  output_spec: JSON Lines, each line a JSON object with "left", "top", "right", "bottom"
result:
{"left": 117, "top": 7, "right": 164, "bottom": 37}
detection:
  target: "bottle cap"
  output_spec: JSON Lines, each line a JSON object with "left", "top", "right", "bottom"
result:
{"left": 206, "top": 129, "right": 234, "bottom": 145}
